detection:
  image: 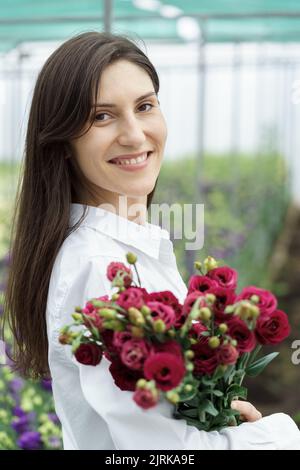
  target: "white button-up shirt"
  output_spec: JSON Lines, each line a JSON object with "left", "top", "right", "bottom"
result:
{"left": 46, "top": 203, "right": 300, "bottom": 450}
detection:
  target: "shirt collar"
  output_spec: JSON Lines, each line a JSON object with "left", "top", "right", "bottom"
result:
{"left": 69, "top": 203, "right": 172, "bottom": 260}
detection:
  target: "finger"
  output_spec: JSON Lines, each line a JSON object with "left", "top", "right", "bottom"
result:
{"left": 231, "top": 400, "right": 262, "bottom": 422}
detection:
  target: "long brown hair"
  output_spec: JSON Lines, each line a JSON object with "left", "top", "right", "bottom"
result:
{"left": 2, "top": 31, "right": 160, "bottom": 379}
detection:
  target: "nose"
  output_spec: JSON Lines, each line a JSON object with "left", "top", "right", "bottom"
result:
{"left": 117, "top": 113, "right": 146, "bottom": 148}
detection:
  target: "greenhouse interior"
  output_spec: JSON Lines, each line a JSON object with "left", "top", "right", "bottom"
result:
{"left": 0, "top": 0, "right": 300, "bottom": 450}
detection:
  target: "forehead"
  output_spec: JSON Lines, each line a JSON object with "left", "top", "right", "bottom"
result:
{"left": 97, "top": 60, "right": 154, "bottom": 99}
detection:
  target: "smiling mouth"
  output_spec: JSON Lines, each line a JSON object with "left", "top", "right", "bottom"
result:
{"left": 108, "top": 151, "right": 152, "bottom": 167}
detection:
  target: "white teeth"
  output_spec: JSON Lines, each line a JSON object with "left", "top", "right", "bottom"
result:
{"left": 114, "top": 152, "right": 148, "bottom": 166}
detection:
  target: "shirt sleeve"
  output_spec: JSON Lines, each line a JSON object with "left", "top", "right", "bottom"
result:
{"left": 51, "top": 253, "right": 300, "bottom": 451}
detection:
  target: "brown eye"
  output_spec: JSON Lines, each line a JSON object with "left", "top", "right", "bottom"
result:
{"left": 139, "top": 103, "right": 154, "bottom": 112}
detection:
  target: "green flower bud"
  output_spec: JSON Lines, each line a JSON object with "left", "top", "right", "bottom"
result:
{"left": 250, "top": 294, "right": 260, "bottom": 304}
{"left": 136, "top": 378, "right": 147, "bottom": 389}
{"left": 184, "top": 384, "right": 193, "bottom": 393}
{"left": 111, "top": 293, "right": 119, "bottom": 301}
{"left": 141, "top": 305, "right": 151, "bottom": 316}
{"left": 208, "top": 336, "right": 220, "bottom": 349}
{"left": 99, "top": 308, "right": 117, "bottom": 320}
{"left": 231, "top": 339, "right": 238, "bottom": 347}
{"left": 153, "top": 319, "right": 166, "bottom": 333}
{"left": 74, "top": 306, "right": 82, "bottom": 313}
{"left": 131, "top": 326, "right": 144, "bottom": 338}
{"left": 219, "top": 323, "right": 228, "bottom": 334}
{"left": 166, "top": 391, "right": 180, "bottom": 404}
{"left": 204, "top": 256, "right": 218, "bottom": 272}
{"left": 72, "top": 312, "right": 83, "bottom": 322}
{"left": 126, "top": 252, "right": 137, "bottom": 264}
{"left": 186, "top": 362, "right": 194, "bottom": 372}
{"left": 167, "top": 329, "right": 176, "bottom": 338}
{"left": 205, "top": 293, "right": 216, "bottom": 304}
{"left": 184, "top": 350, "right": 195, "bottom": 359}
{"left": 199, "top": 307, "right": 212, "bottom": 321}
{"left": 128, "top": 308, "right": 145, "bottom": 326}
{"left": 194, "top": 261, "right": 202, "bottom": 271}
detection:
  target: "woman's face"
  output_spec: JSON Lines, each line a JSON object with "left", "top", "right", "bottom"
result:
{"left": 71, "top": 59, "right": 167, "bottom": 207}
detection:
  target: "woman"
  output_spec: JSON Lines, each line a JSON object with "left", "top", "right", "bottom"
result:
{"left": 3, "top": 32, "right": 300, "bottom": 450}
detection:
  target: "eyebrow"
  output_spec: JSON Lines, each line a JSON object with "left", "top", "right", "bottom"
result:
{"left": 92, "top": 91, "right": 157, "bottom": 108}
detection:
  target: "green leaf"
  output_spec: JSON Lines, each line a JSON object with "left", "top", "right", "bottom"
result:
{"left": 226, "top": 384, "right": 248, "bottom": 400}
{"left": 198, "top": 399, "right": 219, "bottom": 417}
{"left": 212, "top": 389, "right": 224, "bottom": 397}
{"left": 245, "top": 352, "right": 279, "bottom": 377}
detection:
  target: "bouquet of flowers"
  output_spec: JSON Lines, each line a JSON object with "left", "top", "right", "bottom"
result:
{"left": 59, "top": 253, "right": 291, "bottom": 431}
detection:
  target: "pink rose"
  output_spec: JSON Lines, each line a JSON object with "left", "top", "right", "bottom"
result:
{"left": 227, "top": 317, "right": 256, "bottom": 353}
{"left": 106, "top": 262, "right": 132, "bottom": 287}
{"left": 147, "top": 301, "right": 176, "bottom": 329}
{"left": 207, "top": 266, "right": 238, "bottom": 290}
{"left": 144, "top": 352, "right": 185, "bottom": 391}
{"left": 255, "top": 310, "right": 291, "bottom": 345}
{"left": 237, "top": 286, "right": 277, "bottom": 317}
{"left": 147, "top": 291, "right": 184, "bottom": 328}
{"left": 120, "top": 339, "right": 151, "bottom": 370}
{"left": 188, "top": 275, "right": 218, "bottom": 294}
{"left": 216, "top": 344, "right": 239, "bottom": 365}
{"left": 113, "top": 331, "right": 133, "bottom": 351}
{"left": 74, "top": 343, "right": 103, "bottom": 366}
{"left": 117, "top": 287, "right": 145, "bottom": 310}
{"left": 133, "top": 388, "right": 159, "bottom": 409}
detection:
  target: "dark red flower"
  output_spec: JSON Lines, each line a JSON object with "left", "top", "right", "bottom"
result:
{"left": 147, "top": 291, "right": 184, "bottom": 328}
{"left": 74, "top": 343, "right": 103, "bottom": 366}
{"left": 216, "top": 344, "right": 239, "bottom": 365}
{"left": 188, "top": 275, "right": 218, "bottom": 294}
{"left": 191, "top": 342, "right": 219, "bottom": 376}
{"left": 207, "top": 266, "right": 238, "bottom": 290}
{"left": 109, "top": 358, "right": 143, "bottom": 391}
{"left": 237, "top": 286, "right": 277, "bottom": 317}
{"left": 227, "top": 317, "right": 256, "bottom": 353}
{"left": 182, "top": 291, "right": 207, "bottom": 316}
{"left": 255, "top": 310, "right": 291, "bottom": 345}
{"left": 211, "top": 286, "right": 236, "bottom": 322}
{"left": 133, "top": 388, "right": 158, "bottom": 409}
{"left": 120, "top": 339, "right": 151, "bottom": 370}
{"left": 117, "top": 287, "right": 145, "bottom": 310}
{"left": 144, "top": 353, "right": 185, "bottom": 391}
{"left": 106, "top": 262, "right": 132, "bottom": 287}
{"left": 147, "top": 301, "right": 176, "bottom": 329}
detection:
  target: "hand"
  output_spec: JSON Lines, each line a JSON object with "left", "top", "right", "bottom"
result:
{"left": 231, "top": 400, "right": 262, "bottom": 422}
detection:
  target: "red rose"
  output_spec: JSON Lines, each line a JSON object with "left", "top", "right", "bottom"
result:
{"left": 117, "top": 287, "right": 145, "bottom": 310}
{"left": 189, "top": 321, "right": 208, "bottom": 342}
{"left": 144, "top": 352, "right": 185, "bottom": 391}
{"left": 120, "top": 339, "right": 151, "bottom": 370}
{"left": 207, "top": 266, "right": 238, "bottom": 290}
{"left": 255, "top": 309, "right": 291, "bottom": 345}
{"left": 133, "top": 388, "right": 159, "bottom": 409}
{"left": 188, "top": 275, "right": 218, "bottom": 294}
{"left": 147, "top": 291, "right": 184, "bottom": 328}
{"left": 153, "top": 340, "right": 183, "bottom": 357}
{"left": 227, "top": 317, "right": 256, "bottom": 353}
{"left": 101, "top": 330, "right": 117, "bottom": 361}
{"left": 74, "top": 343, "right": 103, "bottom": 366}
{"left": 106, "top": 262, "right": 132, "bottom": 287}
{"left": 211, "top": 286, "right": 236, "bottom": 322}
{"left": 109, "top": 358, "right": 143, "bottom": 391}
{"left": 191, "top": 341, "right": 219, "bottom": 376}
{"left": 182, "top": 291, "right": 207, "bottom": 316}
{"left": 237, "top": 286, "right": 277, "bottom": 317}
{"left": 147, "top": 301, "right": 176, "bottom": 329}
{"left": 216, "top": 344, "right": 239, "bottom": 365}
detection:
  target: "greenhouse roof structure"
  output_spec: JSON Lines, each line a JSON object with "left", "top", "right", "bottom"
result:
{"left": 1, "top": 0, "right": 300, "bottom": 53}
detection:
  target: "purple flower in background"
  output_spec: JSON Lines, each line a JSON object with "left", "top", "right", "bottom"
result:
{"left": 41, "top": 377, "right": 52, "bottom": 392}
{"left": 13, "top": 406, "right": 27, "bottom": 418}
{"left": 48, "top": 413, "right": 60, "bottom": 425}
{"left": 48, "top": 436, "right": 61, "bottom": 449}
{"left": 9, "top": 377, "right": 24, "bottom": 393}
{"left": 17, "top": 431, "right": 43, "bottom": 450}
{"left": 11, "top": 415, "right": 31, "bottom": 434}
